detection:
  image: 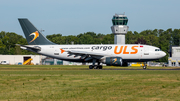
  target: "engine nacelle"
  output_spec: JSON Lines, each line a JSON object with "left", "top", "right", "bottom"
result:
{"left": 104, "top": 57, "right": 123, "bottom": 66}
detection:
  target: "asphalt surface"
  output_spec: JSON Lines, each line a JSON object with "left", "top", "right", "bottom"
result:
{"left": 103, "top": 68, "right": 180, "bottom": 70}
{"left": 0, "top": 68, "right": 180, "bottom": 70}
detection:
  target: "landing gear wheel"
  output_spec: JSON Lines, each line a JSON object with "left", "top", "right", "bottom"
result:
{"left": 94, "top": 65, "right": 98, "bottom": 69}
{"left": 98, "top": 65, "right": 103, "bottom": 69}
{"left": 143, "top": 66, "right": 146, "bottom": 69}
{"left": 89, "top": 65, "right": 93, "bottom": 69}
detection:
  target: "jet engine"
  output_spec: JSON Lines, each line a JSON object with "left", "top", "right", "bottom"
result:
{"left": 101, "top": 57, "right": 129, "bottom": 66}
{"left": 102, "top": 57, "right": 123, "bottom": 66}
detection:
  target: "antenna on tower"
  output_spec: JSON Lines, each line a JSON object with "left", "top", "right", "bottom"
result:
{"left": 40, "top": 28, "right": 45, "bottom": 33}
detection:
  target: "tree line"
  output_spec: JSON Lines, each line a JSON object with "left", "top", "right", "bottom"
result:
{"left": 1, "top": 28, "right": 180, "bottom": 62}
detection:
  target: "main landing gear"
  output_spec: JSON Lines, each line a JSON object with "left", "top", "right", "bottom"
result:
{"left": 89, "top": 59, "right": 103, "bottom": 69}
{"left": 89, "top": 65, "right": 103, "bottom": 69}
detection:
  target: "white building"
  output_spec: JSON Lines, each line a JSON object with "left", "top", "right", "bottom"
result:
{"left": 0, "top": 55, "right": 99, "bottom": 65}
{"left": 168, "top": 46, "right": 180, "bottom": 66}
{"left": 0, "top": 55, "right": 45, "bottom": 65}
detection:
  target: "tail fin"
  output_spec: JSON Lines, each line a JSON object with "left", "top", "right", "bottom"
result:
{"left": 18, "top": 18, "right": 56, "bottom": 45}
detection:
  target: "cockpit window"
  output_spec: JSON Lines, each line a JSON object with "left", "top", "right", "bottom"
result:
{"left": 155, "top": 49, "right": 161, "bottom": 51}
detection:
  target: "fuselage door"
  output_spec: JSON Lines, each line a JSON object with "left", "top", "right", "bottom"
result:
{"left": 144, "top": 47, "right": 149, "bottom": 55}
{"left": 139, "top": 46, "right": 143, "bottom": 59}
{"left": 139, "top": 46, "right": 149, "bottom": 59}
{"left": 141, "top": 46, "right": 149, "bottom": 59}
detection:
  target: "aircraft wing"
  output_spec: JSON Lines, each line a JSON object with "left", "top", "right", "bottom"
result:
{"left": 64, "top": 50, "right": 108, "bottom": 61}
{"left": 67, "top": 50, "right": 107, "bottom": 56}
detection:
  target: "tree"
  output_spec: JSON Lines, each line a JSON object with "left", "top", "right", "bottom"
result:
{"left": 134, "top": 36, "right": 147, "bottom": 44}
{"left": 0, "top": 31, "right": 36, "bottom": 55}
{"left": 172, "top": 29, "right": 180, "bottom": 46}
{"left": 2, "top": 28, "right": 180, "bottom": 62}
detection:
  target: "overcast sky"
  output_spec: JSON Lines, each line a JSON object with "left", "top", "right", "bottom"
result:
{"left": 0, "top": 0, "right": 180, "bottom": 37}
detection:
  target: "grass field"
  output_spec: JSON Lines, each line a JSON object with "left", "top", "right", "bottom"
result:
{"left": 0, "top": 65, "right": 180, "bottom": 101}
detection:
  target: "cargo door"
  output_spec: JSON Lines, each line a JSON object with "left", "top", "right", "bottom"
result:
{"left": 24, "top": 57, "right": 31, "bottom": 62}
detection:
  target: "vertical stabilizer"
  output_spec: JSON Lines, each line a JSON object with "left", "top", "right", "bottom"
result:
{"left": 18, "top": 18, "right": 56, "bottom": 45}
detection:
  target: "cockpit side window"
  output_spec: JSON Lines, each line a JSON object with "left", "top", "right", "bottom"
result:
{"left": 155, "top": 49, "right": 161, "bottom": 51}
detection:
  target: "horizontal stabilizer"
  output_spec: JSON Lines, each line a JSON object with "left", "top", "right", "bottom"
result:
{"left": 16, "top": 44, "right": 41, "bottom": 52}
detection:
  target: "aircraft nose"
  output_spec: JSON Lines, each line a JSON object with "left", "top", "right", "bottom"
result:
{"left": 162, "top": 51, "right": 166, "bottom": 57}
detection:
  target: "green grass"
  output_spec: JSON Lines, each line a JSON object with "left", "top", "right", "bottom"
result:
{"left": 0, "top": 65, "right": 180, "bottom": 101}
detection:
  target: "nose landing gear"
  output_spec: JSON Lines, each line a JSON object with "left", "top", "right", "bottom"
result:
{"left": 143, "top": 62, "right": 147, "bottom": 69}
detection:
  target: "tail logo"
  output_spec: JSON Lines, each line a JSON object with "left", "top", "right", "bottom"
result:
{"left": 29, "top": 31, "right": 39, "bottom": 43}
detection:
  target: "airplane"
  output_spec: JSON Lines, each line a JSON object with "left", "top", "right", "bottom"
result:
{"left": 17, "top": 18, "right": 166, "bottom": 69}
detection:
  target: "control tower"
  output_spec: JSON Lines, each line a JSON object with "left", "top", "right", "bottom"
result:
{"left": 111, "top": 14, "right": 129, "bottom": 44}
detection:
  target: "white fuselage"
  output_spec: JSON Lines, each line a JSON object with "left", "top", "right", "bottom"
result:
{"left": 24, "top": 44, "right": 166, "bottom": 62}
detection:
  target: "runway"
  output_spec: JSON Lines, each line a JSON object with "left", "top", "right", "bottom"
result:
{"left": 0, "top": 67, "right": 180, "bottom": 71}
{"left": 102, "top": 68, "right": 180, "bottom": 70}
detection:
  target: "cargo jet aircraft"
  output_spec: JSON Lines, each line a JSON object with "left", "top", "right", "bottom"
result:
{"left": 17, "top": 19, "right": 166, "bottom": 69}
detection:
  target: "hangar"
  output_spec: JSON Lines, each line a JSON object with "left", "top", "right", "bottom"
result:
{"left": 0, "top": 55, "right": 45, "bottom": 65}
{"left": 0, "top": 55, "right": 76, "bottom": 65}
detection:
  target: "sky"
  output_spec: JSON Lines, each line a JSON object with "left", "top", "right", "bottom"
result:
{"left": 0, "top": 0, "right": 180, "bottom": 37}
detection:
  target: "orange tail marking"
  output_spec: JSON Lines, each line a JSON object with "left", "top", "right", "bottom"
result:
{"left": 29, "top": 31, "right": 39, "bottom": 43}
{"left": 60, "top": 48, "right": 65, "bottom": 54}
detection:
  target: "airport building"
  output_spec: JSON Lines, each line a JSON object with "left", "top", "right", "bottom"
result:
{"left": 111, "top": 13, "right": 129, "bottom": 44}
{"left": 0, "top": 55, "right": 60, "bottom": 65}
{"left": 0, "top": 55, "right": 80, "bottom": 65}
{"left": 0, "top": 55, "right": 45, "bottom": 65}
{"left": 168, "top": 46, "right": 180, "bottom": 66}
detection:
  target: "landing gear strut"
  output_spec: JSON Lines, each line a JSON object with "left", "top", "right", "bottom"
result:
{"left": 143, "top": 62, "right": 147, "bottom": 69}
